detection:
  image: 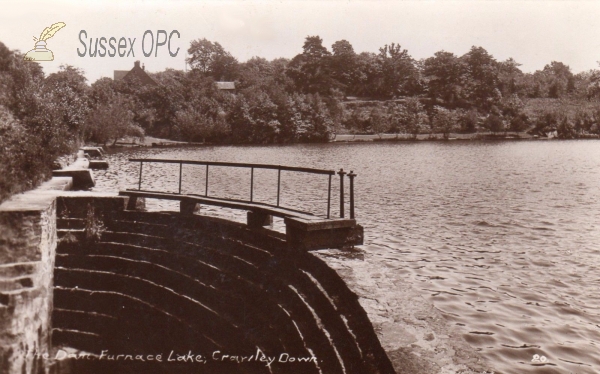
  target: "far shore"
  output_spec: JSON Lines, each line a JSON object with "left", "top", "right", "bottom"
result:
{"left": 335, "top": 131, "right": 538, "bottom": 142}
{"left": 100, "top": 131, "right": 598, "bottom": 151}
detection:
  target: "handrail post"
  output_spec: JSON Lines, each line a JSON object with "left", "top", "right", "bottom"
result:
{"left": 327, "top": 174, "right": 332, "bottom": 219}
{"left": 128, "top": 159, "right": 347, "bottom": 220}
{"left": 178, "top": 162, "right": 183, "bottom": 194}
{"left": 205, "top": 165, "right": 209, "bottom": 196}
{"left": 250, "top": 167, "right": 254, "bottom": 202}
{"left": 337, "top": 168, "right": 346, "bottom": 218}
{"left": 277, "top": 169, "right": 281, "bottom": 207}
{"left": 348, "top": 171, "right": 356, "bottom": 219}
{"left": 138, "top": 161, "right": 143, "bottom": 190}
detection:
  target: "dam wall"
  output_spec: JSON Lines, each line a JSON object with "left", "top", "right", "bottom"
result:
{"left": 0, "top": 178, "right": 72, "bottom": 374}
{"left": 0, "top": 175, "right": 396, "bottom": 373}
{"left": 51, "top": 197, "right": 395, "bottom": 373}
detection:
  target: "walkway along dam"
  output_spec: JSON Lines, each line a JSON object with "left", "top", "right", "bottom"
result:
{"left": 0, "top": 157, "right": 397, "bottom": 373}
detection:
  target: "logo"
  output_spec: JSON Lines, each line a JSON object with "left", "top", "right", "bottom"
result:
{"left": 24, "top": 22, "right": 66, "bottom": 61}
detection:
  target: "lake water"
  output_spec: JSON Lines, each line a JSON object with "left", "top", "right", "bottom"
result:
{"left": 93, "top": 140, "right": 600, "bottom": 374}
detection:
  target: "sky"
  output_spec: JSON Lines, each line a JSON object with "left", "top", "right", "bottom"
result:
{"left": 2, "top": 0, "right": 600, "bottom": 83}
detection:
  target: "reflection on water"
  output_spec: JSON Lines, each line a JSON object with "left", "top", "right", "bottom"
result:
{"left": 94, "top": 140, "right": 600, "bottom": 374}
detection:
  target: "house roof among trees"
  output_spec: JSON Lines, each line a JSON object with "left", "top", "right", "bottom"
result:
{"left": 216, "top": 81, "right": 235, "bottom": 90}
{"left": 113, "top": 70, "right": 128, "bottom": 81}
{"left": 114, "top": 61, "right": 157, "bottom": 86}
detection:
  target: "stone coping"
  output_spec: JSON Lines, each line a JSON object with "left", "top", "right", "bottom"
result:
{"left": 0, "top": 177, "right": 117, "bottom": 213}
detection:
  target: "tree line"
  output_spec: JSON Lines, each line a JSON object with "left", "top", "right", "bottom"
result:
{"left": 146, "top": 36, "right": 600, "bottom": 140}
{"left": 2, "top": 36, "right": 600, "bottom": 200}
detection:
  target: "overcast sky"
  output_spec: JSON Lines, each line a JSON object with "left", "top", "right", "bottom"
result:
{"left": 2, "top": 0, "right": 600, "bottom": 83}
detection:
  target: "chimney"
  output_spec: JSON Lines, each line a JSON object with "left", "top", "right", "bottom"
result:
{"left": 134, "top": 60, "right": 140, "bottom": 68}
{"left": 142, "top": 63, "right": 145, "bottom": 71}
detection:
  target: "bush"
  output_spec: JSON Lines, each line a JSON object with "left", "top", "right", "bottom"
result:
{"left": 86, "top": 97, "right": 144, "bottom": 146}
{"left": 457, "top": 109, "right": 479, "bottom": 133}
{"left": 432, "top": 106, "right": 459, "bottom": 139}
{"left": 482, "top": 114, "right": 505, "bottom": 133}
{"left": 0, "top": 106, "right": 50, "bottom": 202}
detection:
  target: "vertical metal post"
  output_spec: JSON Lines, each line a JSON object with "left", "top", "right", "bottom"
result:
{"left": 205, "top": 165, "right": 209, "bottom": 196}
{"left": 178, "top": 162, "right": 183, "bottom": 194}
{"left": 327, "top": 174, "right": 332, "bottom": 219}
{"left": 348, "top": 171, "right": 356, "bottom": 219}
{"left": 138, "top": 162, "right": 143, "bottom": 190}
{"left": 337, "top": 168, "right": 346, "bottom": 218}
{"left": 277, "top": 169, "right": 281, "bottom": 207}
{"left": 250, "top": 167, "right": 254, "bottom": 202}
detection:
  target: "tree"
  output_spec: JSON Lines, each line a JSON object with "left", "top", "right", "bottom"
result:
{"left": 525, "top": 61, "right": 575, "bottom": 99}
{"left": 399, "top": 97, "right": 428, "bottom": 138}
{"left": 482, "top": 114, "right": 504, "bottom": 134}
{"left": 186, "top": 38, "right": 239, "bottom": 80}
{"left": 0, "top": 43, "right": 93, "bottom": 202}
{"left": 370, "top": 105, "right": 390, "bottom": 137}
{"left": 532, "top": 110, "right": 558, "bottom": 136}
{"left": 432, "top": 106, "right": 459, "bottom": 139}
{"left": 556, "top": 114, "right": 576, "bottom": 139}
{"left": 43, "top": 65, "right": 89, "bottom": 141}
{"left": 0, "top": 42, "right": 44, "bottom": 119}
{"left": 303, "top": 94, "right": 334, "bottom": 142}
{"left": 88, "top": 77, "right": 119, "bottom": 106}
{"left": 584, "top": 66, "right": 600, "bottom": 99}
{"left": 16, "top": 65, "right": 91, "bottom": 158}
{"left": 377, "top": 43, "right": 420, "bottom": 98}
{"left": 457, "top": 109, "right": 480, "bottom": 133}
{"left": 86, "top": 97, "right": 143, "bottom": 146}
{"left": 287, "top": 36, "right": 336, "bottom": 95}
{"left": 227, "top": 89, "right": 280, "bottom": 143}
{"left": 543, "top": 61, "right": 574, "bottom": 98}
{"left": 497, "top": 58, "right": 523, "bottom": 97}
{"left": 237, "top": 57, "right": 274, "bottom": 89}
{"left": 269, "top": 58, "right": 295, "bottom": 90}
{"left": 508, "top": 114, "right": 530, "bottom": 132}
{"left": 573, "top": 109, "right": 592, "bottom": 135}
{"left": 422, "top": 51, "right": 465, "bottom": 105}
{"left": 173, "top": 106, "right": 225, "bottom": 142}
{"left": 349, "top": 52, "right": 379, "bottom": 97}
{"left": 330, "top": 40, "right": 357, "bottom": 93}
{"left": 495, "top": 94, "right": 528, "bottom": 132}
{"left": 462, "top": 46, "right": 500, "bottom": 109}
{"left": 343, "top": 107, "right": 370, "bottom": 133}
{"left": 0, "top": 105, "right": 46, "bottom": 202}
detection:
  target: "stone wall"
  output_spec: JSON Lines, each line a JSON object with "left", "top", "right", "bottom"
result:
{"left": 0, "top": 177, "right": 73, "bottom": 374}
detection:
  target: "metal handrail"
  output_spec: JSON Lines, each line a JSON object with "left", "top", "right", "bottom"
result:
{"left": 129, "top": 158, "right": 356, "bottom": 219}
{"left": 129, "top": 158, "right": 336, "bottom": 175}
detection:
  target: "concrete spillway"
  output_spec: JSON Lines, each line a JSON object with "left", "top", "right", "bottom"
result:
{"left": 52, "top": 197, "right": 396, "bottom": 373}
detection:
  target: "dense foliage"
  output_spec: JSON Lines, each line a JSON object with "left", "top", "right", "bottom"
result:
{"left": 3, "top": 35, "right": 600, "bottom": 201}
{"left": 0, "top": 43, "right": 90, "bottom": 202}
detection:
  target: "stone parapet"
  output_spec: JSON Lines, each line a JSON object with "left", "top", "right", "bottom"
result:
{"left": 0, "top": 185, "right": 58, "bottom": 374}
{"left": 52, "top": 158, "right": 94, "bottom": 190}
{"left": 0, "top": 169, "right": 123, "bottom": 374}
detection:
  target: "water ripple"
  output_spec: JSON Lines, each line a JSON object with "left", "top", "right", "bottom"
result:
{"left": 94, "top": 140, "right": 600, "bottom": 374}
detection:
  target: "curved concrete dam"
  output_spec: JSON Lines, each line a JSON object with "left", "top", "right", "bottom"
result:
{"left": 52, "top": 195, "right": 395, "bottom": 373}
{"left": 1, "top": 159, "right": 493, "bottom": 374}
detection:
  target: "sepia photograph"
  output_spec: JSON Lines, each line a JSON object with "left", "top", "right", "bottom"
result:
{"left": 0, "top": 1, "right": 599, "bottom": 373}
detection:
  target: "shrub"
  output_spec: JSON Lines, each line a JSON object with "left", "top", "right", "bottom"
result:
{"left": 0, "top": 106, "right": 50, "bottom": 202}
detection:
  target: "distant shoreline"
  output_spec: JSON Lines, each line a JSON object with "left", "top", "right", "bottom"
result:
{"left": 332, "top": 132, "right": 599, "bottom": 142}
{"left": 103, "top": 132, "right": 599, "bottom": 151}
